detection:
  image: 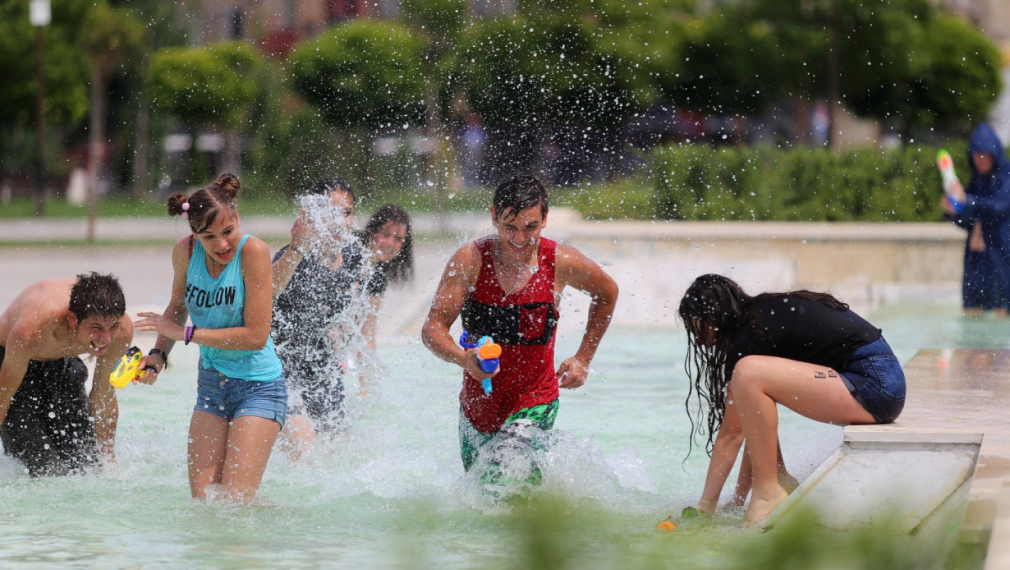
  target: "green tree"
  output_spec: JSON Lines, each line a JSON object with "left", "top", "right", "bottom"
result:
{"left": 460, "top": 0, "right": 680, "bottom": 180}
{"left": 81, "top": 1, "right": 144, "bottom": 241}
{"left": 400, "top": 0, "right": 468, "bottom": 193}
{"left": 150, "top": 41, "right": 264, "bottom": 182}
{"left": 844, "top": 12, "right": 1002, "bottom": 132}
{"left": 671, "top": 0, "right": 1001, "bottom": 145}
{"left": 289, "top": 20, "right": 426, "bottom": 129}
{"left": 0, "top": 0, "right": 90, "bottom": 129}
{"left": 288, "top": 19, "right": 426, "bottom": 191}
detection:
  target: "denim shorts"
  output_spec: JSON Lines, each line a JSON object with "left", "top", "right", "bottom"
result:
{"left": 839, "top": 337, "right": 906, "bottom": 424}
{"left": 195, "top": 364, "right": 287, "bottom": 427}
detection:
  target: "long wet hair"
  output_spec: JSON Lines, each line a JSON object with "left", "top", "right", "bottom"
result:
{"left": 167, "top": 173, "right": 241, "bottom": 233}
{"left": 361, "top": 203, "right": 414, "bottom": 286}
{"left": 678, "top": 274, "right": 849, "bottom": 456}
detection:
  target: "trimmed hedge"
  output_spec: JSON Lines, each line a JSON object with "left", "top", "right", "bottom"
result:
{"left": 652, "top": 143, "right": 971, "bottom": 222}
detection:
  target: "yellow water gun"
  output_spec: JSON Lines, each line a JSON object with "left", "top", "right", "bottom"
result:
{"left": 109, "top": 346, "right": 147, "bottom": 389}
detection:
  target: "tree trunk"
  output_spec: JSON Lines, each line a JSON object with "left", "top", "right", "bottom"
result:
{"left": 224, "top": 129, "right": 240, "bottom": 174}
{"left": 133, "top": 81, "right": 150, "bottom": 197}
{"left": 826, "top": 0, "right": 840, "bottom": 151}
{"left": 87, "top": 68, "right": 105, "bottom": 243}
{"left": 424, "top": 77, "right": 456, "bottom": 232}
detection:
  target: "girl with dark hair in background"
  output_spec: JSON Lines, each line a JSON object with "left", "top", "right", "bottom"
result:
{"left": 136, "top": 173, "right": 286, "bottom": 503}
{"left": 677, "top": 274, "right": 905, "bottom": 526}
{"left": 271, "top": 178, "right": 413, "bottom": 457}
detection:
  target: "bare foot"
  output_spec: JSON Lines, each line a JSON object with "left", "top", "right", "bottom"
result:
{"left": 744, "top": 486, "right": 788, "bottom": 528}
{"left": 779, "top": 470, "right": 800, "bottom": 494}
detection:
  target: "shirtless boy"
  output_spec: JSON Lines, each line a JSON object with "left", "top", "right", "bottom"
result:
{"left": 0, "top": 273, "right": 132, "bottom": 475}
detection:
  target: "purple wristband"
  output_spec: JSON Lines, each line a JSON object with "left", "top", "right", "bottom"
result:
{"left": 184, "top": 326, "right": 193, "bottom": 345}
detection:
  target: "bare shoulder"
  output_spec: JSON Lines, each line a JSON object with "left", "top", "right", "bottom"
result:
{"left": 555, "top": 243, "right": 597, "bottom": 271}
{"left": 170, "top": 235, "right": 192, "bottom": 260}
{"left": 240, "top": 235, "right": 271, "bottom": 259}
{"left": 171, "top": 234, "right": 191, "bottom": 252}
{"left": 444, "top": 241, "right": 482, "bottom": 279}
{"left": 3, "top": 287, "right": 65, "bottom": 349}
{"left": 554, "top": 243, "right": 617, "bottom": 295}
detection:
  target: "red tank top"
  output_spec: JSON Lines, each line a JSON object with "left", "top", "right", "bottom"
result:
{"left": 459, "top": 236, "right": 560, "bottom": 433}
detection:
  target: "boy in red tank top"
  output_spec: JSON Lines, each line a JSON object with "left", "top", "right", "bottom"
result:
{"left": 422, "top": 176, "right": 619, "bottom": 488}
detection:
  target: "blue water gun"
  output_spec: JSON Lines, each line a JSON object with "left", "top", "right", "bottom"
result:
{"left": 459, "top": 331, "right": 501, "bottom": 394}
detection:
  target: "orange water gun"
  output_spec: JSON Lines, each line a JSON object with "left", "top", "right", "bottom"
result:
{"left": 459, "top": 331, "right": 501, "bottom": 394}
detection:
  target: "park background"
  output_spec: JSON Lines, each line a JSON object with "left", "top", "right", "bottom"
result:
{"left": 1, "top": 0, "right": 1009, "bottom": 227}
{"left": 2, "top": 1, "right": 1010, "bottom": 569}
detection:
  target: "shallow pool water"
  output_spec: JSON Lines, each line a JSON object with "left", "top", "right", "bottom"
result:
{"left": 1, "top": 301, "right": 999, "bottom": 568}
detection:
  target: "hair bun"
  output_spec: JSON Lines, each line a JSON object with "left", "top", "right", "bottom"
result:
{"left": 166, "top": 192, "right": 190, "bottom": 217}
{"left": 214, "top": 173, "right": 241, "bottom": 197}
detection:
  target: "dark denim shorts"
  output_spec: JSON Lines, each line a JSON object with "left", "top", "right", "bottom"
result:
{"left": 839, "top": 337, "right": 906, "bottom": 424}
{"left": 195, "top": 364, "right": 287, "bottom": 427}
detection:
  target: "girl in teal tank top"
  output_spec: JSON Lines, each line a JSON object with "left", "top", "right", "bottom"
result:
{"left": 135, "top": 173, "right": 286, "bottom": 504}
{"left": 187, "top": 234, "right": 283, "bottom": 380}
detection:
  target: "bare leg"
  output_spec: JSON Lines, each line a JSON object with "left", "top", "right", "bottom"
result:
{"left": 730, "top": 445, "right": 751, "bottom": 507}
{"left": 731, "top": 355, "right": 874, "bottom": 526}
{"left": 732, "top": 442, "right": 797, "bottom": 508}
{"left": 220, "top": 415, "right": 281, "bottom": 503}
{"left": 188, "top": 411, "right": 230, "bottom": 499}
{"left": 777, "top": 445, "right": 799, "bottom": 493}
{"left": 278, "top": 413, "right": 316, "bottom": 462}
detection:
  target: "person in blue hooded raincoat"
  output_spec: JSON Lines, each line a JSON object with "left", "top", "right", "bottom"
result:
{"left": 942, "top": 123, "right": 1010, "bottom": 315}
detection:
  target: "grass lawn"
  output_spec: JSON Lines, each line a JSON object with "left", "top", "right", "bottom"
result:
{"left": 0, "top": 179, "right": 657, "bottom": 220}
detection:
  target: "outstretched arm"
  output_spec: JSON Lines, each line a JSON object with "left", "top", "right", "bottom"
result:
{"left": 137, "top": 237, "right": 190, "bottom": 384}
{"left": 137, "top": 237, "right": 275, "bottom": 351}
{"left": 697, "top": 395, "right": 744, "bottom": 514}
{"left": 959, "top": 176, "right": 1010, "bottom": 223}
{"left": 554, "top": 245, "right": 619, "bottom": 389}
{"left": 273, "top": 211, "right": 312, "bottom": 297}
{"left": 421, "top": 245, "right": 495, "bottom": 381}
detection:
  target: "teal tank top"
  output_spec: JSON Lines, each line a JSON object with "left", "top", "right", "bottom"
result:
{"left": 186, "top": 234, "right": 284, "bottom": 381}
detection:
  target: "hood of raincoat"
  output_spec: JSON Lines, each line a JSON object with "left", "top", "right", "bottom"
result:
{"left": 968, "top": 123, "right": 1009, "bottom": 177}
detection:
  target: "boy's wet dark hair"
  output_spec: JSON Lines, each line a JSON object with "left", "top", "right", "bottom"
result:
{"left": 307, "top": 177, "right": 355, "bottom": 204}
{"left": 69, "top": 272, "right": 126, "bottom": 321}
{"left": 362, "top": 203, "right": 414, "bottom": 286}
{"left": 493, "top": 176, "right": 549, "bottom": 221}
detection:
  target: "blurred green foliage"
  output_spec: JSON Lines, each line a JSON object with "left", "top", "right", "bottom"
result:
{"left": 650, "top": 143, "right": 966, "bottom": 222}
{"left": 392, "top": 494, "right": 974, "bottom": 570}
{"left": 150, "top": 41, "right": 264, "bottom": 129}
{"left": 672, "top": 0, "right": 1002, "bottom": 132}
{"left": 0, "top": 0, "right": 91, "bottom": 129}
{"left": 81, "top": 3, "right": 144, "bottom": 77}
{"left": 289, "top": 20, "right": 427, "bottom": 130}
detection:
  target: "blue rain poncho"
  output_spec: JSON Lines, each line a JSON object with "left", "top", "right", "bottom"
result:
{"left": 950, "top": 123, "right": 1010, "bottom": 310}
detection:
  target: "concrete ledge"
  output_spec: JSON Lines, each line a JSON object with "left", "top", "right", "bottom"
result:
{"left": 833, "top": 349, "right": 1010, "bottom": 568}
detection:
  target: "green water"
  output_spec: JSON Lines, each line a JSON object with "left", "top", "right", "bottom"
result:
{"left": 1, "top": 302, "right": 1000, "bottom": 568}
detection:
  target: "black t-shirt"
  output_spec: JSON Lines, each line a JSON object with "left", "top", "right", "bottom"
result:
{"left": 271, "top": 241, "right": 387, "bottom": 359}
{"left": 725, "top": 295, "right": 881, "bottom": 377}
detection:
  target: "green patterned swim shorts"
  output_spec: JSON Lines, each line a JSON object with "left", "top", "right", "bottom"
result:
{"left": 458, "top": 400, "right": 559, "bottom": 497}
